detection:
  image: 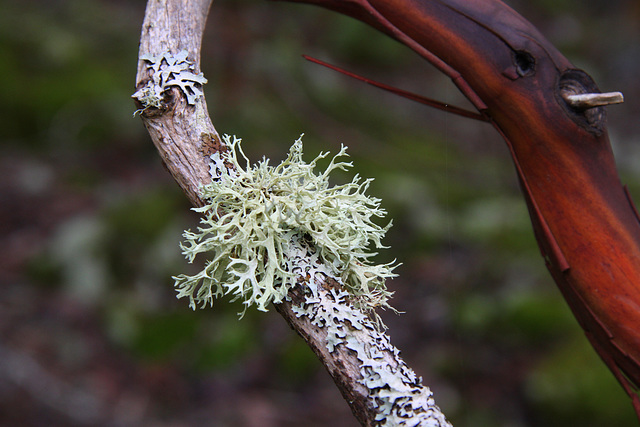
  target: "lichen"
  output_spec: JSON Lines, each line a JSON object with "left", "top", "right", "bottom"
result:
{"left": 292, "top": 286, "right": 452, "bottom": 426}
{"left": 173, "top": 134, "right": 397, "bottom": 317}
{"left": 172, "top": 134, "right": 450, "bottom": 424}
{"left": 132, "top": 50, "right": 207, "bottom": 114}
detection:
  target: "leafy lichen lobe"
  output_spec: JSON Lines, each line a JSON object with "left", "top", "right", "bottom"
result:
{"left": 132, "top": 50, "right": 207, "bottom": 114}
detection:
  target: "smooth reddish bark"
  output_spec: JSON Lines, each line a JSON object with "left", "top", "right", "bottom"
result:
{"left": 281, "top": 0, "right": 640, "bottom": 416}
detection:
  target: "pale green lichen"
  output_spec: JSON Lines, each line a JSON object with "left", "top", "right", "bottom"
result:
{"left": 173, "top": 134, "right": 397, "bottom": 316}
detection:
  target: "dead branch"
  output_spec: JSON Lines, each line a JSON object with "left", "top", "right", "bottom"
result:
{"left": 133, "top": 0, "right": 450, "bottom": 425}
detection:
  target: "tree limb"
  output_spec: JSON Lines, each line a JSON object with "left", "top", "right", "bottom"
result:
{"left": 133, "top": 0, "right": 451, "bottom": 425}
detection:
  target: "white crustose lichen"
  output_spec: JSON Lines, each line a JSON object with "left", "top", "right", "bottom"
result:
{"left": 292, "top": 288, "right": 451, "bottom": 426}
{"left": 173, "top": 135, "right": 397, "bottom": 317}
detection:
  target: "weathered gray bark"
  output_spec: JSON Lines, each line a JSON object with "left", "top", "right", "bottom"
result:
{"left": 133, "top": 1, "right": 450, "bottom": 425}
{"left": 135, "top": 0, "right": 218, "bottom": 207}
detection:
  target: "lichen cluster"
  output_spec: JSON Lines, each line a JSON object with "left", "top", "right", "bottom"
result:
{"left": 173, "top": 135, "right": 397, "bottom": 316}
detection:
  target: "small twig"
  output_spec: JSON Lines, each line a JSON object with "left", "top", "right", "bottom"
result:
{"left": 303, "top": 55, "right": 489, "bottom": 122}
{"left": 563, "top": 91, "right": 624, "bottom": 109}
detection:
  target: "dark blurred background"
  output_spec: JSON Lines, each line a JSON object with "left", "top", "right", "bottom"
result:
{"left": 2, "top": 0, "right": 640, "bottom": 425}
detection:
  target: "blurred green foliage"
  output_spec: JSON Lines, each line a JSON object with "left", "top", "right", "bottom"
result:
{"left": 0, "top": 0, "right": 142, "bottom": 150}
{"left": 527, "top": 336, "right": 638, "bottom": 426}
